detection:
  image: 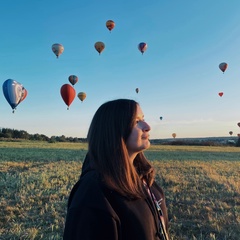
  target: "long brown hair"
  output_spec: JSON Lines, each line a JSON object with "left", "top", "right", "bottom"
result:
{"left": 87, "top": 99, "right": 155, "bottom": 199}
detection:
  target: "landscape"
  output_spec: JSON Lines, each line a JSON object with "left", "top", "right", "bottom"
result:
{"left": 0, "top": 139, "right": 239, "bottom": 240}
{"left": 1, "top": 1, "right": 240, "bottom": 239}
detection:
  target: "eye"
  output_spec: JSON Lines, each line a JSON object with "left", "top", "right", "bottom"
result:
{"left": 135, "top": 119, "right": 145, "bottom": 125}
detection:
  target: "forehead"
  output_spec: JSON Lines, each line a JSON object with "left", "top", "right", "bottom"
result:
{"left": 135, "top": 104, "right": 144, "bottom": 117}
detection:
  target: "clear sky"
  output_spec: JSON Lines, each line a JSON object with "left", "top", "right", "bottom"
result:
{"left": 1, "top": 0, "right": 240, "bottom": 139}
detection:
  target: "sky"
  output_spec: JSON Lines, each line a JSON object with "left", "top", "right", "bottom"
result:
{"left": 1, "top": 0, "right": 240, "bottom": 139}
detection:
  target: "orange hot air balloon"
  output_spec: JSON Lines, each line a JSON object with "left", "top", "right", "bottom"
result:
{"left": 68, "top": 75, "right": 78, "bottom": 86}
{"left": 229, "top": 131, "right": 233, "bottom": 136}
{"left": 138, "top": 42, "right": 147, "bottom": 54}
{"left": 78, "top": 92, "right": 86, "bottom": 102}
{"left": 219, "top": 62, "right": 228, "bottom": 73}
{"left": 237, "top": 122, "right": 240, "bottom": 127}
{"left": 52, "top": 43, "right": 64, "bottom": 58}
{"left": 135, "top": 88, "right": 139, "bottom": 94}
{"left": 172, "top": 133, "right": 176, "bottom": 138}
{"left": 106, "top": 20, "right": 115, "bottom": 32}
{"left": 60, "top": 84, "right": 76, "bottom": 109}
{"left": 94, "top": 41, "right": 105, "bottom": 55}
{"left": 218, "top": 92, "right": 223, "bottom": 97}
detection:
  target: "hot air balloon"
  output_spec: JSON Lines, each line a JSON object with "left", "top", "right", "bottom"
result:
{"left": 68, "top": 75, "right": 78, "bottom": 86}
{"left": 78, "top": 92, "right": 86, "bottom": 102}
{"left": 160, "top": 116, "right": 163, "bottom": 120}
{"left": 106, "top": 20, "right": 115, "bottom": 32}
{"left": 229, "top": 131, "right": 233, "bottom": 136}
{"left": 52, "top": 43, "right": 64, "bottom": 58}
{"left": 218, "top": 92, "right": 223, "bottom": 97}
{"left": 94, "top": 42, "right": 105, "bottom": 55}
{"left": 2, "top": 79, "right": 26, "bottom": 113}
{"left": 60, "top": 84, "right": 76, "bottom": 109}
{"left": 135, "top": 88, "right": 139, "bottom": 94}
{"left": 219, "top": 62, "right": 228, "bottom": 73}
{"left": 19, "top": 88, "right": 28, "bottom": 103}
{"left": 138, "top": 42, "right": 147, "bottom": 54}
{"left": 238, "top": 133, "right": 240, "bottom": 138}
{"left": 172, "top": 133, "right": 176, "bottom": 139}
{"left": 237, "top": 122, "right": 240, "bottom": 127}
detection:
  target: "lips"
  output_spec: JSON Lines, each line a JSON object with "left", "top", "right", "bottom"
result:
{"left": 142, "top": 135, "right": 150, "bottom": 140}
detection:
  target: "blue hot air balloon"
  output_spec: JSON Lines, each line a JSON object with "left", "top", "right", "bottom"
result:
{"left": 2, "top": 79, "right": 26, "bottom": 112}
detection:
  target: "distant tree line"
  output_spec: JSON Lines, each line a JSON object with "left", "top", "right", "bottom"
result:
{"left": 0, "top": 128, "right": 87, "bottom": 143}
{"left": 151, "top": 138, "right": 240, "bottom": 147}
{"left": 236, "top": 138, "right": 240, "bottom": 147}
{"left": 1, "top": 127, "right": 240, "bottom": 147}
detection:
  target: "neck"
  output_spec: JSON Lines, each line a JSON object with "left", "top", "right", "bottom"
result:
{"left": 128, "top": 152, "right": 138, "bottom": 163}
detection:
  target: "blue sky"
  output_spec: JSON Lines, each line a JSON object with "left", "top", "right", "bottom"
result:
{"left": 1, "top": 0, "right": 240, "bottom": 139}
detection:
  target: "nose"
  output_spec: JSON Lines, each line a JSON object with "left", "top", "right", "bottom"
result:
{"left": 143, "top": 121, "right": 151, "bottom": 132}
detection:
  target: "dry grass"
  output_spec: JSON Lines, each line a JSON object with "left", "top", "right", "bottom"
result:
{"left": 0, "top": 141, "right": 239, "bottom": 239}
{"left": 154, "top": 160, "right": 240, "bottom": 239}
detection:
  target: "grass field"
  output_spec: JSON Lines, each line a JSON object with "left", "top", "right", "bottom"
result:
{"left": 0, "top": 140, "right": 239, "bottom": 240}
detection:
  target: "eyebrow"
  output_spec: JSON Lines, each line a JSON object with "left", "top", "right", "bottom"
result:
{"left": 136, "top": 115, "right": 144, "bottom": 119}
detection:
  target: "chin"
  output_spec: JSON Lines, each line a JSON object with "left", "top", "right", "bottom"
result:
{"left": 143, "top": 142, "right": 150, "bottom": 150}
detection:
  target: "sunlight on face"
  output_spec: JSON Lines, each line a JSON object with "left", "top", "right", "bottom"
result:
{"left": 126, "top": 105, "right": 151, "bottom": 162}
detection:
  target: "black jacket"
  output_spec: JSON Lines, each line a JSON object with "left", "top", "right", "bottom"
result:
{"left": 63, "top": 160, "right": 169, "bottom": 240}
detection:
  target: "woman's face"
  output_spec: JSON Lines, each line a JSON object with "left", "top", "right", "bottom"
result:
{"left": 126, "top": 105, "right": 151, "bottom": 161}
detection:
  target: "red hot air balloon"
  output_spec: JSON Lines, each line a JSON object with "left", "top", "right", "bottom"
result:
{"left": 138, "top": 42, "right": 147, "bottom": 54}
{"left": 219, "top": 62, "right": 228, "bottom": 73}
{"left": 218, "top": 92, "right": 223, "bottom": 97}
{"left": 106, "top": 20, "right": 115, "bottom": 32}
{"left": 60, "top": 84, "right": 76, "bottom": 109}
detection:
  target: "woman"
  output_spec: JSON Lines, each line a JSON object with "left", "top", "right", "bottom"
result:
{"left": 63, "top": 99, "right": 170, "bottom": 240}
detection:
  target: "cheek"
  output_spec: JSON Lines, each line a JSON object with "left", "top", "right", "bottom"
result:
{"left": 129, "top": 129, "right": 139, "bottom": 141}
{"left": 126, "top": 130, "right": 137, "bottom": 146}
{"left": 128, "top": 130, "right": 141, "bottom": 146}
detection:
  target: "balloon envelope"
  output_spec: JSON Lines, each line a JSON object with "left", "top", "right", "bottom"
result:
{"left": 94, "top": 42, "right": 105, "bottom": 55}
{"left": 138, "top": 42, "right": 147, "bottom": 54}
{"left": 78, "top": 92, "right": 86, "bottom": 102}
{"left": 218, "top": 92, "right": 223, "bottom": 97}
{"left": 172, "top": 133, "right": 176, "bottom": 138}
{"left": 237, "top": 122, "right": 240, "bottom": 127}
{"left": 60, "top": 84, "right": 76, "bottom": 108}
{"left": 19, "top": 88, "right": 27, "bottom": 103}
{"left": 2, "top": 79, "right": 25, "bottom": 111}
{"left": 229, "top": 131, "right": 233, "bottom": 136}
{"left": 68, "top": 75, "right": 78, "bottom": 86}
{"left": 219, "top": 62, "right": 228, "bottom": 73}
{"left": 160, "top": 116, "right": 163, "bottom": 120}
{"left": 135, "top": 88, "right": 139, "bottom": 93}
{"left": 106, "top": 20, "right": 115, "bottom": 32}
{"left": 52, "top": 43, "right": 64, "bottom": 58}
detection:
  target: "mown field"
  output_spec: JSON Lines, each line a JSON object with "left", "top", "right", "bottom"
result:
{"left": 0, "top": 140, "right": 239, "bottom": 240}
